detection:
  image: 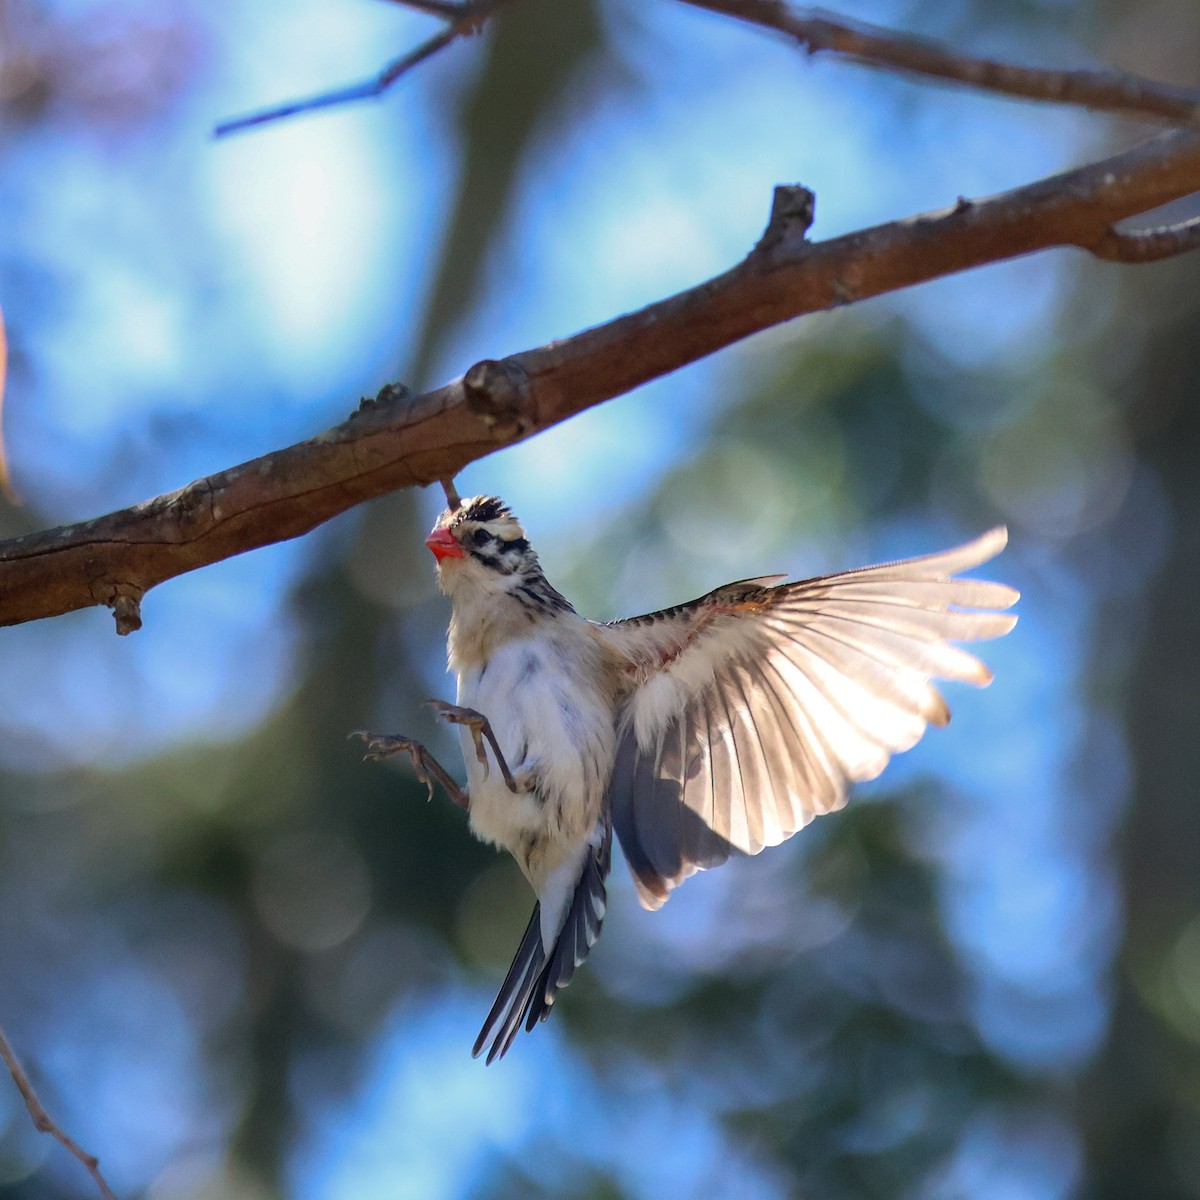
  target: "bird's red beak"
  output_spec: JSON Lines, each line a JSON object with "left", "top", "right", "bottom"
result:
{"left": 426, "top": 527, "right": 465, "bottom": 563}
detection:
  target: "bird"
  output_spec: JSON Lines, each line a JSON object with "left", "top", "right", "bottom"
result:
{"left": 355, "top": 494, "right": 1018, "bottom": 1063}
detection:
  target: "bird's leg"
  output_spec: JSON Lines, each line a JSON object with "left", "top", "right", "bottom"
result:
{"left": 425, "top": 701, "right": 529, "bottom": 795}
{"left": 350, "top": 730, "right": 469, "bottom": 811}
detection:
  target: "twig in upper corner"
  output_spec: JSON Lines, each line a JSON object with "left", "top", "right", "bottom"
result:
{"left": 679, "top": 0, "right": 1200, "bottom": 128}
{"left": 214, "top": 0, "right": 508, "bottom": 137}
{"left": 381, "top": 0, "right": 474, "bottom": 15}
{"left": 0, "top": 1024, "right": 118, "bottom": 1200}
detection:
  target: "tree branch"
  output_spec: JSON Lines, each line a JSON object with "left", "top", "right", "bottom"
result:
{"left": 383, "top": 0, "right": 473, "bottom": 16}
{"left": 682, "top": 0, "right": 1200, "bottom": 128}
{"left": 0, "top": 1024, "right": 118, "bottom": 1200}
{"left": 214, "top": 0, "right": 504, "bottom": 137}
{"left": 4, "top": 129, "right": 1200, "bottom": 631}
{"left": 1090, "top": 213, "right": 1200, "bottom": 262}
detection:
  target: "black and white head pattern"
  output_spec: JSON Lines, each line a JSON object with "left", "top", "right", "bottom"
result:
{"left": 439, "top": 496, "right": 533, "bottom": 576}
{"left": 435, "top": 496, "right": 574, "bottom": 616}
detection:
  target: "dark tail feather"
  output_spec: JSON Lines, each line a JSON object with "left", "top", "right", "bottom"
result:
{"left": 524, "top": 824, "right": 610, "bottom": 1032}
{"left": 472, "top": 906, "right": 545, "bottom": 1064}
{"left": 473, "top": 822, "right": 612, "bottom": 1063}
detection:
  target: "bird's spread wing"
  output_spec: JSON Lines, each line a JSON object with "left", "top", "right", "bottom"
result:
{"left": 473, "top": 821, "right": 611, "bottom": 1063}
{"left": 599, "top": 527, "right": 1018, "bottom": 910}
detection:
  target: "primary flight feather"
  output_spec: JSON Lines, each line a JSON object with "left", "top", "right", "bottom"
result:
{"left": 356, "top": 497, "right": 1018, "bottom": 1062}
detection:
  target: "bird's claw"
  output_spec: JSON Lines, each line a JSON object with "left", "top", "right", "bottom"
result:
{"left": 406, "top": 756, "right": 435, "bottom": 803}
{"left": 423, "top": 701, "right": 524, "bottom": 795}
{"left": 425, "top": 700, "right": 492, "bottom": 778}
{"left": 352, "top": 727, "right": 469, "bottom": 811}
{"left": 350, "top": 730, "right": 435, "bottom": 801}
{"left": 350, "top": 729, "right": 403, "bottom": 761}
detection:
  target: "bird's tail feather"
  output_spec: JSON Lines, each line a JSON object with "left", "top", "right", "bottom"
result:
{"left": 473, "top": 823, "right": 611, "bottom": 1063}
{"left": 473, "top": 905, "right": 546, "bottom": 1064}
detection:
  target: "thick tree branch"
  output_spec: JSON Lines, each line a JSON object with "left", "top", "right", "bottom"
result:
{"left": 3, "top": 130, "right": 1200, "bottom": 631}
{"left": 682, "top": 0, "right": 1200, "bottom": 128}
{"left": 0, "top": 1024, "right": 117, "bottom": 1200}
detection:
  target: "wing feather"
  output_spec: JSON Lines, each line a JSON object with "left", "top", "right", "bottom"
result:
{"left": 635, "top": 723, "right": 684, "bottom": 881}
{"left": 602, "top": 527, "right": 1017, "bottom": 908}
{"left": 724, "top": 663, "right": 791, "bottom": 841}
{"left": 817, "top": 525, "right": 1010, "bottom": 582}
{"left": 762, "top": 651, "right": 847, "bottom": 825}
{"left": 722, "top": 690, "right": 779, "bottom": 847}
{"left": 768, "top": 617, "right": 949, "bottom": 725}
{"left": 699, "top": 689, "right": 739, "bottom": 854}
{"left": 774, "top": 632, "right": 929, "bottom": 753}
{"left": 809, "top": 578, "right": 1019, "bottom": 609}
{"left": 779, "top": 610, "right": 997, "bottom": 683}
{"left": 778, "top": 598, "right": 1016, "bottom": 643}
{"left": 732, "top": 662, "right": 793, "bottom": 837}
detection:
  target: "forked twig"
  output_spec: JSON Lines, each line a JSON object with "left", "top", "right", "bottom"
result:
{"left": 0, "top": 1023, "right": 118, "bottom": 1200}
{"left": 1090, "top": 213, "right": 1200, "bottom": 262}
{"left": 217, "top": 0, "right": 1200, "bottom": 138}
{"left": 215, "top": 0, "right": 511, "bottom": 137}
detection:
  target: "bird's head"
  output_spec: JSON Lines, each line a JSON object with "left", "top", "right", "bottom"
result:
{"left": 426, "top": 495, "right": 536, "bottom": 599}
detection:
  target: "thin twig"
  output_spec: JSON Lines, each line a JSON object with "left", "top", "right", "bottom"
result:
{"left": 442, "top": 478, "right": 463, "bottom": 509}
{"left": 0, "top": 1024, "right": 118, "bottom": 1200}
{"left": 0, "top": 301, "right": 16, "bottom": 505}
{"left": 214, "top": 0, "right": 505, "bottom": 137}
{"left": 381, "top": 0, "right": 472, "bottom": 15}
{"left": 1090, "top": 214, "right": 1200, "bottom": 262}
{"left": 681, "top": 0, "right": 1200, "bottom": 128}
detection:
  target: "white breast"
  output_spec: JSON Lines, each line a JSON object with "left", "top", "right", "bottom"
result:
{"left": 456, "top": 630, "right": 615, "bottom": 884}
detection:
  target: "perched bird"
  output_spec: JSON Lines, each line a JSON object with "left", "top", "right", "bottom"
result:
{"left": 356, "top": 495, "right": 1018, "bottom": 1062}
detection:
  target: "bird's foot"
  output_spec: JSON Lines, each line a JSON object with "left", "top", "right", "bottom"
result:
{"left": 426, "top": 702, "right": 490, "bottom": 772}
{"left": 350, "top": 730, "right": 469, "bottom": 810}
{"left": 425, "top": 701, "right": 524, "bottom": 795}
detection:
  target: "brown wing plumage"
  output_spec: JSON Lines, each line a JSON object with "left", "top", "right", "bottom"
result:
{"left": 599, "top": 528, "right": 1018, "bottom": 910}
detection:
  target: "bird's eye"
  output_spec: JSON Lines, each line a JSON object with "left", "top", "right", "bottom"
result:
{"left": 472, "top": 529, "right": 493, "bottom": 548}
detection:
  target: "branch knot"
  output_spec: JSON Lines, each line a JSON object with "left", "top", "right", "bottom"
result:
{"left": 88, "top": 581, "right": 145, "bottom": 635}
{"left": 462, "top": 359, "right": 533, "bottom": 440}
{"left": 755, "top": 185, "right": 816, "bottom": 255}
{"left": 353, "top": 381, "right": 412, "bottom": 421}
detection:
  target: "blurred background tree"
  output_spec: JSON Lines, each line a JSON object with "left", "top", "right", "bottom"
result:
{"left": 0, "top": 0, "right": 1197, "bottom": 1197}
